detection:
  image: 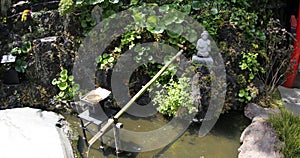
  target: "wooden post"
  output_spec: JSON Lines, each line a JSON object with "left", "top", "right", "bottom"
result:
{"left": 285, "top": 0, "right": 300, "bottom": 87}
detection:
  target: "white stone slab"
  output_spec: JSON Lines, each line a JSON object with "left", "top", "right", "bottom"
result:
{"left": 0, "top": 107, "right": 73, "bottom": 158}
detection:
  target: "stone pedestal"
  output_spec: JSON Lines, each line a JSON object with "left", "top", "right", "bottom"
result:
{"left": 192, "top": 55, "right": 213, "bottom": 66}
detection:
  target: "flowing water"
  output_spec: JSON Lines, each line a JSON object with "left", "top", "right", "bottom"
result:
{"left": 66, "top": 111, "right": 250, "bottom": 158}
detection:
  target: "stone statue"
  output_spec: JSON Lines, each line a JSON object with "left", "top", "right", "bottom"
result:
{"left": 192, "top": 31, "right": 213, "bottom": 66}
{"left": 196, "top": 31, "right": 210, "bottom": 57}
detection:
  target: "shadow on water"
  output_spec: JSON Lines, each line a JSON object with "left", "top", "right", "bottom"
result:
{"left": 65, "top": 110, "right": 250, "bottom": 158}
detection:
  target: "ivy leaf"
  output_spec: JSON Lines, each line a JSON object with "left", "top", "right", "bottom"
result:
{"left": 58, "top": 82, "right": 68, "bottom": 91}
{"left": 96, "top": 56, "right": 102, "bottom": 63}
{"left": 135, "top": 56, "right": 141, "bottom": 61}
{"left": 90, "top": 20, "right": 97, "bottom": 26}
{"left": 246, "top": 96, "right": 252, "bottom": 101}
{"left": 162, "top": 13, "right": 177, "bottom": 26}
{"left": 167, "top": 30, "right": 180, "bottom": 38}
{"left": 108, "top": 57, "right": 115, "bottom": 63}
{"left": 182, "top": 4, "right": 191, "bottom": 14}
{"left": 60, "top": 69, "right": 68, "bottom": 77}
{"left": 102, "top": 53, "right": 109, "bottom": 59}
{"left": 174, "top": 13, "right": 185, "bottom": 24}
{"left": 185, "top": 29, "right": 198, "bottom": 43}
{"left": 73, "top": 84, "right": 80, "bottom": 91}
{"left": 192, "top": 1, "right": 201, "bottom": 10}
{"left": 58, "top": 91, "right": 65, "bottom": 97}
{"left": 130, "top": 0, "right": 138, "bottom": 5}
{"left": 68, "top": 75, "right": 74, "bottom": 82}
{"left": 238, "top": 90, "right": 245, "bottom": 97}
{"left": 81, "top": 20, "right": 87, "bottom": 28}
{"left": 148, "top": 55, "right": 153, "bottom": 61}
{"left": 132, "top": 9, "right": 144, "bottom": 24}
{"left": 154, "top": 27, "right": 165, "bottom": 34}
{"left": 60, "top": 75, "right": 68, "bottom": 82}
{"left": 249, "top": 73, "right": 255, "bottom": 80}
{"left": 15, "top": 59, "right": 27, "bottom": 73}
{"left": 21, "top": 41, "right": 31, "bottom": 54}
{"left": 159, "top": 5, "right": 169, "bottom": 12}
{"left": 147, "top": 16, "right": 157, "bottom": 27}
{"left": 211, "top": 8, "right": 218, "bottom": 15}
{"left": 10, "top": 47, "right": 21, "bottom": 55}
{"left": 52, "top": 79, "right": 58, "bottom": 85}
{"left": 168, "top": 24, "right": 183, "bottom": 37}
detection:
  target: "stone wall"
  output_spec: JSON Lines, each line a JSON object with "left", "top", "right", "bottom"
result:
{"left": 0, "top": 1, "right": 81, "bottom": 109}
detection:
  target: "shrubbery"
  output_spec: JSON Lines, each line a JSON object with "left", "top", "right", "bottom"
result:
{"left": 57, "top": 0, "right": 292, "bottom": 113}
{"left": 153, "top": 77, "right": 197, "bottom": 117}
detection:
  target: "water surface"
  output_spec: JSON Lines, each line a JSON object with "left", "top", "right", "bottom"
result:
{"left": 66, "top": 111, "right": 250, "bottom": 158}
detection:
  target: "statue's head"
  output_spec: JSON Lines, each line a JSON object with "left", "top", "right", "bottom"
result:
{"left": 201, "top": 31, "right": 209, "bottom": 40}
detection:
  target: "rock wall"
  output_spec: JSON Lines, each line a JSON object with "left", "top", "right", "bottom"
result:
{"left": 238, "top": 103, "right": 283, "bottom": 158}
{"left": 0, "top": 1, "right": 81, "bottom": 109}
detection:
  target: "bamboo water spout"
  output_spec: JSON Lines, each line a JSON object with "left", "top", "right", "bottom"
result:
{"left": 87, "top": 44, "right": 186, "bottom": 149}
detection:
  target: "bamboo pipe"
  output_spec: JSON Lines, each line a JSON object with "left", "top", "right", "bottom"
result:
{"left": 88, "top": 44, "right": 186, "bottom": 147}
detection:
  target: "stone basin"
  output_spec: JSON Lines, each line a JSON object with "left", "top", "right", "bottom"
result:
{"left": 81, "top": 87, "right": 111, "bottom": 104}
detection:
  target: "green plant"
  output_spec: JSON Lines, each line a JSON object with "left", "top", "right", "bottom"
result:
{"left": 229, "top": 8, "right": 265, "bottom": 42}
{"left": 270, "top": 110, "right": 300, "bottom": 157}
{"left": 15, "top": 59, "right": 27, "bottom": 73}
{"left": 10, "top": 41, "right": 32, "bottom": 55}
{"left": 9, "top": 41, "right": 32, "bottom": 73}
{"left": 52, "top": 69, "right": 80, "bottom": 103}
{"left": 238, "top": 83, "right": 259, "bottom": 103}
{"left": 153, "top": 77, "right": 197, "bottom": 117}
{"left": 78, "top": 10, "right": 97, "bottom": 35}
{"left": 239, "top": 50, "right": 261, "bottom": 82}
{"left": 114, "top": 30, "right": 142, "bottom": 54}
{"left": 258, "top": 19, "right": 292, "bottom": 97}
{"left": 96, "top": 53, "right": 116, "bottom": 70}
{"left": 60, "top": 0, "right": 278, "bottom": 112}
{"left": 59, "top": 0, "right": 123, "bottom": 35}
{"left": 237, "top": 49, "right": 262, "bottom": 103}
{"left": 59, "top": 0, "right": 75, "bottom": 16}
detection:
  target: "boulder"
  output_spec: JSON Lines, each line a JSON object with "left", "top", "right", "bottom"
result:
{"left": 238, "top": 120, "right": 282, "bottom": 158}
{"left": 244, "top": 103, "right": 280, "bottom": 120}
{"left": 238, "top": 103, "right": 282, "bottom": 158}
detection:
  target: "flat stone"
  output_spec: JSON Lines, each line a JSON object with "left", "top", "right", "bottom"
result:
{"left": 278, "top": 86, "right": 300, "bottom": 114}
{"left": 244, "top": 103, "right": 280, "bottom": 120}
{"left": 0, "top": 108, "right": 74, "bottom": 158}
